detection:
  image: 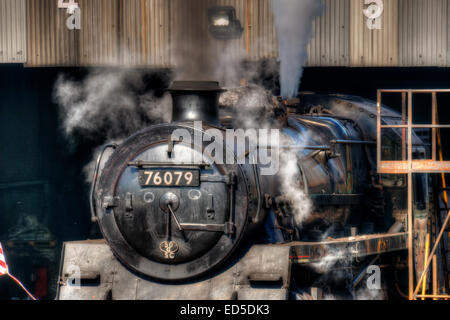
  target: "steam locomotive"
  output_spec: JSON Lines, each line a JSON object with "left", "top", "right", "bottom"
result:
{"left": 56, "top": 81, "right": 426, "bottom": 300}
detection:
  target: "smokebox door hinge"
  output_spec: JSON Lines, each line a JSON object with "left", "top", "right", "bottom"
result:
{"left": 103, "top": 196, "right": 120, "bottom": 209}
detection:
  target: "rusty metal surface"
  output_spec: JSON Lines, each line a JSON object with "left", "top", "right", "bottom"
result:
{"left": 26, "top": 0, "right": 122, "bottom": 66}
{"left": 289, "top": 232, "right": 408, "bottom": 264}
{"left": 27, "top": 0, "right": 78, "bottom": 66}
{"left": 245, "top": 0, "right": 277, "bottom": 61}
{"left": 11, "top": 0, "right": 450, "bottom": 66}
{"left": 379, "top": 160, "right": 450, "bottom": 174}
{"left": 0, "top": 0, "right": 27, "bottom": 63}
{"left": 120, "top": 0, "right": 170, "bottom": 67}
{"left": 377, "top": 89, "right": 450, "bottom": 175}
{"left": 26, "top": 0, "right": 167, "bottom": 67}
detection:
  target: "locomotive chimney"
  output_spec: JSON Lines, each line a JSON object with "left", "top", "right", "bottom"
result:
{"left": 169, "top": 81, "right": 225, "bottom": 126}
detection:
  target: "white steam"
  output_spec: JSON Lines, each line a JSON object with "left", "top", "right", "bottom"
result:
{"left": 220, "top": 85, "right": 313, "bottom": 225}
{"left": 271, "top": 0, "right": 324, "bottom": 98}
{"left": 219, "top": 84, "right": 278, "bottom": 129}
{"left": 54, "top": 68, "right": 171, "bottom": 142}
{"left": 53, "top": 68, "right": 171, "bottom": 181}
{"left": 278, "top": 148, "right": 312, "bottom": 225}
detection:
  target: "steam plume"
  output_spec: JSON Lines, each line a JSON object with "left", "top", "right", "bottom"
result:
{"left": 271, "top": 0, "right": 324, "bottom": 98}
{"left": 53, "top": 68, "right": 171, "bottom": 181}
{"left": 54, "top": 68, "right": 171, "bottom": 145}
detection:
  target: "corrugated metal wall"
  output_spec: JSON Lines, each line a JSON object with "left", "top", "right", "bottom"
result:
{"left": 0, "top": 0, "right": 27, "bottom": 63}
{"left": 307, "top": 0, "right": 350, "bottom": 67}
{"left": 120, "top": 0, "right": 170, "bottom": 66}
{"left": 79, "top": 0, "right": 120, "bottom": 66}
{"left": 1, "top": 0, "right": 450, "bottom": 67}
{"left": 350, "top": 0, "right": 399, "bottom": 66}
{"left": 169, "top": 0, "right": 277, "bottom": 64}
{"left": 27, "top": 0, "right": 77, "bottom": 66}
{"left": 26, "top": 0, "right": 120, "bottom": 66}
{"left": 169, "top": 0, "right": 246, "bottom": 65}
{"left": 399, "top": 0, "right": 448, "bottom": 66}
{"left": 246, "top": 0, "right": 278, "bottom": 61}
{"left": 448, "top": 0, "right": 450, "bottom": 65}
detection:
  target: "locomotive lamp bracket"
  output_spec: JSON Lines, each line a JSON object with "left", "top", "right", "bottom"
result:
{"left": 125, "top": 193, "right": 133, "bottom": 211}
{"left": 103, "top": 196, "right": 119, "bottom": 209}
{"left": 167, "top": 135, "right": 180, "bottom": 158}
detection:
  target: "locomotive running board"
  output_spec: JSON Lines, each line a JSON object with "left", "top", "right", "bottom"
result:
{"left": 288, "top": 232, "right": 408, "bottom": 264}
{"left": 55, "top": 233, "right": 407, "bottom": 300}
{"left": 56, "top": 241, "right": 292, "bottom": 300}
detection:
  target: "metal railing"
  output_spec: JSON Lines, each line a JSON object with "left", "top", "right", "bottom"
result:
{"left": 377, "top": 89, "right": 450, "bottom": 300}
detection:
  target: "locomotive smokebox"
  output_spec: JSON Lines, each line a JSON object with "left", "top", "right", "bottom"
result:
{"left": 169, "top": 81, "right": 225, "bottom": 126}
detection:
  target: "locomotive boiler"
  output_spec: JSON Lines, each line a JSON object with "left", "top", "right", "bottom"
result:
{"left": 56, "top": 81, "right": 424, "bottom": 300}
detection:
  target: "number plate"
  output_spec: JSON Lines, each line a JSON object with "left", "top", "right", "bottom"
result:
{"left": 138, "top": 169, "right": 200, "bottom": 187}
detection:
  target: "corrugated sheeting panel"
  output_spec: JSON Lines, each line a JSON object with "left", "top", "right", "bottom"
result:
{"left": 0, "top": 0, "right": 27, "bottom": 63}
{"left": 27, "top": 0, "right": 120, "bottom": 66}
{"left": 27, "top": 0, "right": 79, "bottom": 66}
{"left": 399, "top": 0, "right": 448, "bottom": 66}
{"left": 246, "top": 0, "right": 278, "bottom": 61}
{"left": 169, "top": 0, "right": 246, "bottom": 67}
{"left": 350, "top": 0, "right": 399, "bottom": 66}
{"left": 25, "top": 0, "right": 278, "bottom": 67}
{"left": 21, "top": 0, "right": 450, "bottom": 67}
{"left": 306, "top": 0, "right": 350, "bottom": 66}
{"left": 169, "top": 0, "right": 276, "bottom": 64}
{"left": 120, "top": 0, "right": 170, "bottom": 67}
{"left": 79, "top": 0, "right": 120, "bottom": 66}
{"left": 448, "top": 0, "right": 450, "bottom": 65}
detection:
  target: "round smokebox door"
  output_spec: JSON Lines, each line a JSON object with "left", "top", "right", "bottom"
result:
{"left": 114, "top": 142, "right": 229, "bottom": 264}
{"left": 95, "top": 124, "right": 249, "bottom": 281}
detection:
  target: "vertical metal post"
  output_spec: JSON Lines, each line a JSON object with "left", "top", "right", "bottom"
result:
{"left": 241, "top": 0, "right": 252, "bottom": 87}
{"left": 402, "top": 92, "right": 407, "bottom": 161}
{"left": 414, "top": 209, "right": 450, "bottom": 297}
{"left": 377, "top": 90, "right": 382, "bottom": 172}
{"left": 407, "top": 90, "right": 414, "bottom": 300}
{"left": 432, "top": 93, "right": 437, "bottom": 161}
{"left": 421, "top": 234, "right": 430, "bottom": 299}
{"left": 142, "top": 0, "right": 148, "bottom": 61}
{"left": 378, "top": 89, "right": 450, "bottom": 300}
{"left": 246, "top": 0, "right": 251, "bottom": 57}
{"left": 432, "top": 255, "right": 438, "bottom": 300}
